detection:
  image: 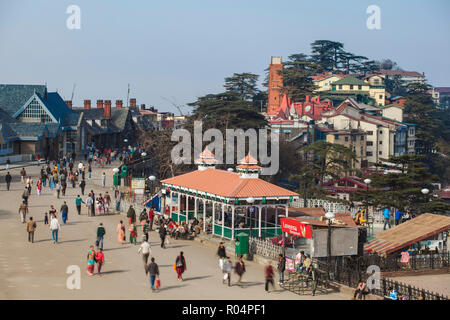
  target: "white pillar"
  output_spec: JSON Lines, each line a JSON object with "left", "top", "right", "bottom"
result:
{"left": 231, "top": 206, "right": 235, "bottom": 240}
{"left": 275, "top": 206, "right": 278, "bottom": 228}
{"left": 285, "top": 205, "right": 289, "bottom": 218}
{"left": 203, "top": 199, "right": 206, "bottom": 232}
{"left": 222, "top": 204, "right": 225, "bottom": 238}
{"left": 265, "top": 206, "right": 267, "bottom": 228}
{"left": 169, "top": 190, "right": 173, "bottom": 219}
{"left": 185, "top": 194, "right": 189, "bottom": 222}
{"left": 194, "top": 197, "right": 198, "bottom": 220}
{"left": 177, "top": 192, "right": 181, "bottom": 222}
{"left": 212, "top": 202, "right": 215, "bottom": 235}
{"left": 258, "top": 206, "right": 262, "bottom": 238}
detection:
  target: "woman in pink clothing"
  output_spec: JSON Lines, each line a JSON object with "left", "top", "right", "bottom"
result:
{"left": 117, "top": 220, "right": 126, "bottom": 244}
{"left": 36, "top": 178, "right": 42, "bottom": 196}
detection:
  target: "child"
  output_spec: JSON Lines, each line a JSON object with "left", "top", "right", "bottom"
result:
{"left": 95, "top": 248, "right": 105, "bottom": 275}
{"left": 129, "top": 224, "right": 137, "bottom": 245}
{"left": 44, "top": 212, "right": 49, "bottom": 225}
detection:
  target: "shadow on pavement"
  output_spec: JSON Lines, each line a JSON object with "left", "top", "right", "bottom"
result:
{"left": 60, "top": 238, "right": 88, "bottom": 243}
{"left": 183, "top": 275, "right": 212, "bottom": 281}
{"left": 156, "top": 284, "right": 186, "bottom": 292}
{"left": 99, "top": 270, "right": 130, "bottom": 275}
{"left": 103, "top": 246, "right": 129, "bottom": 251}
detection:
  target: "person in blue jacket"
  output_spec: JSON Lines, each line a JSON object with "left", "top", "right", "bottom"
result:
{"left": 383, "top": 207, "right": 392, "bottom": 230}
{"left": 395, "top": 209, "right": 403, "bottom": 226}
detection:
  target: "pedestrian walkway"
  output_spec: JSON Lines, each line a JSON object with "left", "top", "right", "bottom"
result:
{"left": 0, "top": 161, "right": 347, "bottom": 300}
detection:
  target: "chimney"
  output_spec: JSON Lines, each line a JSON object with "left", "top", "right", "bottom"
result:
{"left": 306, "top": 95, "right": 310, "bottom": 102}
{"left": 97, "top": 100, "right": 104, "bottom": 109}
{"left": 65, "top": 100, "right": 73, "bottom": 109}
{"left": 116, "top": 100, "right": 123, "bottom": 108}
{"left": 130, "top": 98, "right": 137, "bottom": 108}
{"left": 104, "top": 100, "right": 111, "bottom": 119}
{"left": 84, "top": 100, "right": 91, "bottom": 109}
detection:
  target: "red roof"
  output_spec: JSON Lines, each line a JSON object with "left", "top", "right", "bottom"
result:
{"left": 161, "top": 168, "right": 299, "bottom": 199}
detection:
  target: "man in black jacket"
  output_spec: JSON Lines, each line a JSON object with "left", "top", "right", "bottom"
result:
{"left": 5, "top": 172, "right": 12, "bottom": 191}
{"left": 146, "top": 257, "right": 160, "bottom": 291}
{"left": 277, "top": 254, "right": 286, "bottom": 285}
{"left": 159, "top": 224, "right": 167, "bottom": 249}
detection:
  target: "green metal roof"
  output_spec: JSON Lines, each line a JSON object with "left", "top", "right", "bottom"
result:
{"left": 332, "top": 76, "right": 368, "bottom": 86}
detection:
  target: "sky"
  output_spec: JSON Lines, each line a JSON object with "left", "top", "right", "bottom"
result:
{"left": 0, "top": 0, "right": 449, "bottom": 114}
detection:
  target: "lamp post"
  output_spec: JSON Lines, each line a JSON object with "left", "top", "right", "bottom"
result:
{"left": 246, "top": 197, "right": 255, "bottom": 261}
{"left": 363, "top": 178, "right": 371, "bottom": 225}
{"left": 149, "top": 175, "right": 156, "bottom": 197}
{"left": 278, "top": 214, "right": 286, "bottom": 257}
{"left": 325, "top": 211, "right": 335, "bottom": 278}
{"left": 161, "top": 188, "right": 167, "bottom": 215}
{"left": 421, "top": 188, "right": 429, "bottom": 213}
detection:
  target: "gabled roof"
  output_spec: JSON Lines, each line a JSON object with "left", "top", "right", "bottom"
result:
{"left": 0, "top": 84, "right": 46, "bottom": 117}
{"left": 161, "top": 168, "right": 298, "bottom": 199}
{"left": 364, "top": 213, "right": 450, "bottom": 255}
{"left": 332, "top": 76, "right": 368, "bottom": 86}
{"left": 377, "top": 70, "right": 424, "bottom": 77}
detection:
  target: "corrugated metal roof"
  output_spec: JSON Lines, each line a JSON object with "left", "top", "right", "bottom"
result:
{"left": 364, "top": 213, "right": 450, "bottom": 254}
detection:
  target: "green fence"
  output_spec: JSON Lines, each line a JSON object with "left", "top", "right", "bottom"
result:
{"left": 170, "top": 211, "right": 196, "bottom": 222}
{"left": 213, "top": 225, "right": 282, "bottom": 239}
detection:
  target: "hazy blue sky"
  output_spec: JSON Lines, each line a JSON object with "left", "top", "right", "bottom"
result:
{"left": 0, "top": 0, "right": 449, "bottom": 114}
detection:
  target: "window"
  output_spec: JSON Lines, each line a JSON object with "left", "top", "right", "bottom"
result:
{"left": 379, "top": 130, "right": 383, "bottom": 134}
{"left": 379, "top": 141, "right": 383, "bottom": 145}
{"left": 366, "top": 151, "right": 373, "bottom": 156}
{"left": 345, "top": 136, "right": 349, "bottom": 142}
{"left": 358, "top": 85, "right": 362, "bottom": 90}
{"left": 379, "top": 151, "right": 382, "bottom": 155}
{"left": 374, "top": 79, "right": 380, "bottom": 85}
{"left": 361, "top": 136, "right": 364, "bottom": 141}
{"left": 350, "top": 85, "right": 354, "bottom": 90}
{"left": 334, "top": 134, "right": 339, "bottom": 140}
{"left": 367, "top": 141, "right": 373, "bottom": 146}
{"left": 409, "top": 129, "right": 415, "bottom": 135}
{"left": 17, "top": 98, "right": 53, "bottom": 123}
{"left": 379, "top": 95, "right": 383, "bottom": 99}
{"left": 352, "top": 136, "right": 356, "bottom": 142}
{"left": 367, "top": 131, "right": 373, "bottom": 135}
{"left": 338, "top": 85, "right": 343, "bottom": 90}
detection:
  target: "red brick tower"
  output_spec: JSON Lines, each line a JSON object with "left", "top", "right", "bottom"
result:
{"left": 267, "top": 56, "right": 283, "bottom": 114}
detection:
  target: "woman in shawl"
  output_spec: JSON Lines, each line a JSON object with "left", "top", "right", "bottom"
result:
{"left": 174, "top": 251, "right": 187, "bottom": 281}
{"left": 117, "top": 220, "right": 126, "bottom": 244}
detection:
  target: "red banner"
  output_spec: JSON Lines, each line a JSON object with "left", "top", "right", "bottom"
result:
{"left": 280, "top": 218, "right": 312, "bottom": 238}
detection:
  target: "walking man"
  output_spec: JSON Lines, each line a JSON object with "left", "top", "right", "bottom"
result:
{"left": 383, "top": 207, "right": 392, "bottom": 230}
{"left": 138, "top": 238, "right": 152, "bottom": 271}
{"left": 222, "top": 256, "right": 233, "bottom": 287}
{"left": 234, "top": 256, "right": 246, "bottom": 286}
{"left": 159, "top": 224, "right": 167, "bottom": 249}
{"left": 101, "top": 172, "right": 106, "bottom": 188}
{"left": 5, "top": 172, "right": 12, "bottom": 191}
{"left": 127, "top": 205, "right": 136, "bottom": 225}
{"left": 60, "top": 201, "right": 69, "bottom": 224}
{"left": 22, "top": 187, "right": 29, "bottom": 205}
{"left": 27, "top": 217, "right": 37, "bottom": 243}
{"left": 75, "top": 195, "right": 84, "bottom": 215}
{"left": 148, "top": 207, "right": 155, "bottom": 231}
{"left": 86, "top": 194, "right": 93, "bottom": 216}
{"left": 277, "top": 254, "right": 286, "bottom": 285}
{"left": 96, "top": 223, "right": 106, "bottom": 250}
{"left": 49, "top": 214, "right": 61, "bottom": 244}
{"left": 264, "top": 261, "right": 274, "bottom": 293}
{"left": 19, "top": 200, "right": 28, "bottom": 223}
{"left": 20, "top": 168, "right": 26, "bottom": 183}
{"left": 79, "top": 179, "right": 86, "bottom": 195}
{"left": 146, "top": 257, "right": 160, "bottom": 292}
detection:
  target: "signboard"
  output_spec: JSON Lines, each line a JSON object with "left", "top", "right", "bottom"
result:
{"left": 280, "top": 218, "right": 312, "bottom": 239}
{"left": 400, "top": 251, "right": 410, "bottom": 263}
{"left": 131, "top": 178, "right": 145, "bottom": 190}
{"left": 311, "top": 228, "right": 358, "bottom": 258}
{"left": 285, "top": 258, "right": 295, "bottom": 272}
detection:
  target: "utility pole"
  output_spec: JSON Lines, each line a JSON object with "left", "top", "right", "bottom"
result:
{"left": 127, "top": 83, "right": 130, "bottom": 108}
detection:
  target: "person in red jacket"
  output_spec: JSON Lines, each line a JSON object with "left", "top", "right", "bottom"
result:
{"left": 148, "top": 208, "right": 155, "bottom": 231}
{"left": 95, "top": 248, "right": 105, "bottom": 275}
{"left": 264, "top": 261, "right": 274, "bottom": 293}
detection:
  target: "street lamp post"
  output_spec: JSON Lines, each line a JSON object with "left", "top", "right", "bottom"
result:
{"left": 363, "top": 178, "right": 371, "bottom": 226}
{"left": 278, "top": 214, "right": 286, "bottom": 257}
{"left": 325, "top": 211, "right": 335, "bottom": 279}
{"left": 149, "top": 175, "right": 156, "bottom": 197}
{"left": 421, "top": 188, "right": 429, "bottom": 213}
{"left": 246, "top": 197, "right": 255, "bottom": 237}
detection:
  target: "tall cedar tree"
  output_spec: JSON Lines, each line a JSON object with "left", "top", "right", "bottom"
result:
{"left": 279, "top": 53, "right": 319, "bottom": 102}
{"left": 224, "top": 72, "right": 260, "bottom": 101}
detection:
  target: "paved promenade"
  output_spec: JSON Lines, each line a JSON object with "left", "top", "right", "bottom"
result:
{"left": 0, "top": 161, "right": 347, "bottom": 300}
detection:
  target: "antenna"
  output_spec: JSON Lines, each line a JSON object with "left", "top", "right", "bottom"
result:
{"left": 71, "top": 83, "right": 76, "bottom": 101}
{"left": 127, "top": 83, "right": 130, "bottom": 108}
{"left": 161, "top": 96, "right": 184, "bottom": 116}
